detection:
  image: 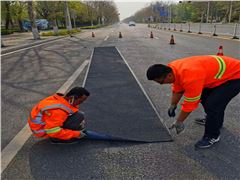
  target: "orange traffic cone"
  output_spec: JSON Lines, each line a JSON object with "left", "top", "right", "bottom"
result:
{"left": 217, "top": 45, "right": 224, "bottom": 56}
{"left": 150, "top": 31, "right": 153, "bottom": 38}
{"left": 169, "top": 35, "right": 175, "bottom": 44}
{"left": 119, "top": 32, "right": 123, "bottom": 38}
{"left": 92, "top": 32, "right": 95, "bottom": 37}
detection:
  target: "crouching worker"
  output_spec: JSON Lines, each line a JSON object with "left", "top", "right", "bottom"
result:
{"left": 146, "top": 55, "right": 240, "bottom": 149}
{"left": 28, "top": 87, "right": 90, "bottom": 144}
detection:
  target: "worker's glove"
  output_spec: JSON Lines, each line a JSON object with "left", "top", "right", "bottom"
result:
{"left": 168, "top": 105, "right": 177, "bottom": 117}
{"left": 78, "top": 130, "right": 86, "bottom": 139}
{"left": 79, "top": 120, "right": 86, "bottom": 130}
{"left": 169, "top": 121, "right": 185, "bottom": 134}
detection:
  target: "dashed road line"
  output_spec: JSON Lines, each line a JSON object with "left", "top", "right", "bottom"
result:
{"left": 104, "top": 36, "right": 109, "bottom": 41}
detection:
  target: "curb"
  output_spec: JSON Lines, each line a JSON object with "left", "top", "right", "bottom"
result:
{"left": 1, "top": 36, "right": 67, "bottom": 55}
{"left": 166, "top": 29, "right": 240, "bottom": 41}
{"left": 149, "top": 26, "right": 240, "bottom": 41}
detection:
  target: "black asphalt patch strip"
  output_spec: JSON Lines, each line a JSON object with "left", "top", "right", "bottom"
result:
{"left": 82, "top": 46, "right": 172, "bottom": 142}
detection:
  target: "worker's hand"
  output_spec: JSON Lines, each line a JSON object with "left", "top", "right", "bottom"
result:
{"left": 168, "top": 105, "right": 177, "bottom": 117}
{"left": 169, "top": 121, "right": 185, "bottom": 134}
{"left": 78, "top": 130, "right": 86, "bottom": 139}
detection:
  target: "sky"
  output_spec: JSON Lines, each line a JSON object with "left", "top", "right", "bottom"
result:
{"left": 114, "top": 0, "right": 179, "bottom": 21}
{"left": 115, "top": 1, "right": 151, "bottom": 20}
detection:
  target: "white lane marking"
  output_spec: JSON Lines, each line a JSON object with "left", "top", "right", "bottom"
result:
{"left": 57, "top": 60, "right": 89, "bottom": 94}
{"left": 115, "top": 47, "right": 173, "bottom": 139}
{"left": 154, "top": 37, "right": 159, "bottom": 40}
{"left": 104, "top": 36, "right": 109, "bottom": 41}
{"left": 1, "top": 125, "right": 32, "bottom": 174}
{"left": 1, "top": 53, "right": 93, "bottom": 173}
{"left": 83, "top": 49, "right": 94, "bottom": 87}
{"left": 1, "top": 37, "right": 66, "bottom": 57}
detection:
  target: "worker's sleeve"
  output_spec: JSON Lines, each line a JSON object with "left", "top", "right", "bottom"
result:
{"left": 44, "top": 109, "right": 81, "bottom": 140}
{"left": 181, "top": 79, "right": 204, "bottom": 112}
{"left": 172, "top": 83, "right": 184, "bottom": 93}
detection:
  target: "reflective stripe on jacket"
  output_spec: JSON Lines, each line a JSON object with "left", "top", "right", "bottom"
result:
{"left": 168, "top": 55, "right": 240, "bottom": 112}
{"left": 28, "top": 93, "right": 80, "bottom": 140}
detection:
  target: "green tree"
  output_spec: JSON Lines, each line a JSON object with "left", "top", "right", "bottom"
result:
{"left": 10, "top": 1, "right": 28, "bottom": 31}
{"left": 128, "top": 1, "right": 240, "bottom": 23}
{"left": 1, "top": 1, "right": 13, "bottom": 29}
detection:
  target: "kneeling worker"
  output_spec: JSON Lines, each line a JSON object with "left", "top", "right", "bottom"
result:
{"left": 146, "top": 55, "right": 240, "bottom": 149}
{"left": 28, "top": 87, "right": 90, "bottom": 144}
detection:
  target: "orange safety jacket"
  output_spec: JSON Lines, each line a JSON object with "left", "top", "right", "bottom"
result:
{"left": 28, "top": 93, "right": 81, "bottom": 140}
{"left": 168, "top": 55, "right": 240, "bottom": 112}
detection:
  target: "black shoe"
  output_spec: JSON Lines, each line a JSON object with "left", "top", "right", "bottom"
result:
{"left": 195, "top": 136, "right": 220, "bottom": 149}
{"left": 195, "top": 118, "right": 206, "bottom": 125}
{"left": 50, "top": 138, "right": 81, "bottom": 144}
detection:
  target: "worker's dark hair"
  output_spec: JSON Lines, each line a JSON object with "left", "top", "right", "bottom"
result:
{"left": 146, "top": 64, "right": 172, "bottom": 80}
{"left": 66, "top": 87, "right": 90, "bottom": 98}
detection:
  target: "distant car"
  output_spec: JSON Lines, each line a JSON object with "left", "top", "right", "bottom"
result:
{"left": 129, "top": 21, "right": 136, "bottom": 26}
{"left": 22, "top": 19, "right": 49, "bottom": 31}
{"left": 36, "top": 19, "right": 49, "bottom": 30}
{"left": 22, "top": 20, "right": 31, "bottom": 31}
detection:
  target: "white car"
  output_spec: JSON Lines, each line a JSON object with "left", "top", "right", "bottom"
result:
{"left": 129, "top": 21, "right": 136, "bottom": 26}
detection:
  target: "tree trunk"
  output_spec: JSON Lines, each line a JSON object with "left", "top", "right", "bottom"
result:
{"left": 73, "top": 17, "right": 76, "bottom": 29}
{"left": 27, "top": 1, "right": 40, "bottom": 40}
{"left": 52, "top": 4, "right": 59, "bottom": 35}
{"left": 17, "top": 2, "right": 24, "bottom": 32}
{"left": 5, "top": 2, "right": 11, "bottom": 30}
{"left": 10, "top": 19, "right": 14, "bottom": 29}
{"left": 5, "top": 19, "right": 10, "bottom": 30}
{"left": 1, "top": 40, "right": 5, "bottom": 47}
{"left": 64, "top": 1, "right": 72, "bottom": 31}
{"left": 18, "top": 19, "right": 24, "bottom": 32}
{"left": 48, "top": 1, "right": 59, "bottom": 35}
{"left": 53, "top": 19, "right": 58, "bottom": 35}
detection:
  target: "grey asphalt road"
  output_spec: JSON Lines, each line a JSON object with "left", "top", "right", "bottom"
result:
{"left": 1, "top": 23, "right": 240, "bottom": 179}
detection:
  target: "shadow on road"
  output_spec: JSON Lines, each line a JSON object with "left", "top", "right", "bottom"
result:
{"left": 183, "top": 127, "right": 240, "bottom": 179}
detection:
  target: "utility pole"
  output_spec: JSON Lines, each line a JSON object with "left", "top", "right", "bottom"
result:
{"left": 206, "top": 1, "right": 210, "bottom": 23}
{"left": 229, "top": 0, "right": 233, "bottom": 23}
